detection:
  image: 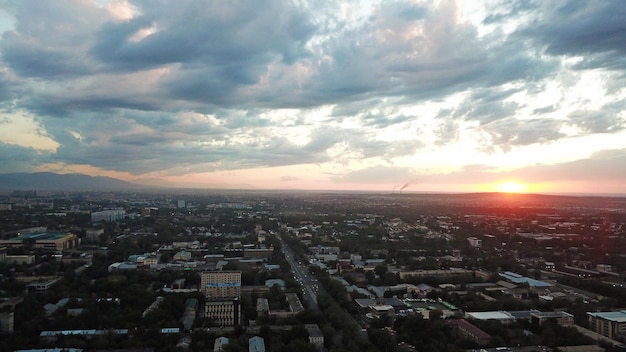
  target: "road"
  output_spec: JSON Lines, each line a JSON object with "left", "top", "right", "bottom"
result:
{"left": 279, "top": 235, "right": 370, "bottom": 340}
{"left": 278, "top": 235, "right": 321, "bottom": 310}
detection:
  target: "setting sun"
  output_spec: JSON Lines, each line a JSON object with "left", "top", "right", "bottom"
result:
{"left": 496, "top": 181, "right": 527, "bottom": 193}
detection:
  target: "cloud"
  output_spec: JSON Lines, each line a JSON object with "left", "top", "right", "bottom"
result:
{"left": 518, "top": 1, "right": 626, "bottom": 69}
{"left": 477, "top": 118, "right": 566, "bottom": 152}
{"left": 0, "top": 142, "right": 51, "bottom": 172}
{"left": 330, "top": 165, "right": 416, "bottom": 184}
{"left": 0, "top": 0, "right": 624, "bottom": 193}
{"left": 517, "top": 148, "right": 626, "bottom": 184}
{"left": 567, "top": 109, "right": 626, "bottom": 134}
{"left": 332, "top": 148, "right": 626, "bottom": 190}
{"left": 0, "top": 0, "right": 104, "bottom": 78}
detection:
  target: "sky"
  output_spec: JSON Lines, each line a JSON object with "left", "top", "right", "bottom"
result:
{"left": 0, "top": 0, "right": 625, "bottom": 194}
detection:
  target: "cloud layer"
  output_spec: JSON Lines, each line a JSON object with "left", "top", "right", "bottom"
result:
{"left": 0, "top": 0, "right": 625, "bottom": 193}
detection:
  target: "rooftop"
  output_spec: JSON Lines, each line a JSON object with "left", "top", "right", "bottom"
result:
{"left": 6, "top": 232, "right": 71, "bottom": 241}
{"left": 467, "top": 311, "right": 515, "bottom": 321}
{"left": 499, "top": 271, "right": 552, "bottom": 288}
{"left": 587, "top": 310, "right": 626, "bottom": 322}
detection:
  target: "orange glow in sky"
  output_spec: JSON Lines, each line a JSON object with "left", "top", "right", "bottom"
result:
{"left": 495, "top": 181, "right": 528, "bottom": 193}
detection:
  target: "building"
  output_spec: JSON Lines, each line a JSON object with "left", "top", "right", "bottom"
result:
{"left": 201, "top": 271, "right": 242, "bottom": 326}
{"left": 587, "top": 311, "right": 626, "bottom": 339}
{"left": 85, "top": 228, "right": 104, "bottom": 242}
{"left": 445, "top": 319, "right": 491, "bottom": 345}
{"left": 243, "top": 248, "right": 273, "bottom": 261}
{"left": 174, "top": 251, "right": 192, "bottom": 262}
{"left": 206, "top": 300, "right": 239, "bottom": 324}
{"left": 180, "top": 298, "right": 198, "bottom": 332}
{"left": 466, "top": 311, "right": 516, "bottom": 324}
{"left": 498, "top": 271, "right": 553, "bottom": 289}
{"left": 214, "top": 337, "right": 229, "bottom": 352}
{"left": 0, "top": 311, "right": 14, "bottom": 333}
{"left": 91, "top": 209, "right": 126, "bottom": 222}
{"left": 0, "top": 312, "right": 15, "bottom": 334}
{"left": 248, "top": 336, "right": 265, "bottom": 352}
{"left": 531, "top": 311, "right": 574, "bottom": 326}
{"left": 0, "top": 297, "right": 23, "bottom": 333}
{"left": 256, "top": 298, "right": 269, "bottom": 317}
{"left": 398, "top": 269, "right": 474, "bottom": 280}
{"left": 467, "top": 237, "right": 482, "bottom": 248}
{"left": 5, "top": 254, "right": 35, "bottom": 265}
{"left": 201, "top": 271, "right": 242, "bottom": 299}
{"left": 305, "top": 324, "right": 324, "bottom": 347}
{"left": 0, "top": 232, "right": 80, "bottom": 251}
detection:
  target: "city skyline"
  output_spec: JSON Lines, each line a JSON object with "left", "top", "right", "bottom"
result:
{"left": 0, "top": 1, "right": 624, "bottom": 194}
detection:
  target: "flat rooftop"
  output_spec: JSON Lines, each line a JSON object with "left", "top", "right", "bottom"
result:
{"left": 499, "top": 271, "right": 552, "bottom": 288}
{"left": 588, "top": 310, "right": 626, "bottom": 322}
{"left": 6, "top": 232, "right": 71, "bottom": 241}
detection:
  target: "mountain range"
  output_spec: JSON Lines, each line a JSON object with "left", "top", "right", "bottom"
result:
{"left": 0, "top": 172, "right": 148, "bottom": 191}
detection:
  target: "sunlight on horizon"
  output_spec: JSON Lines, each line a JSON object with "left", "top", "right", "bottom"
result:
{"left": 494, "top": 181, "right": 528, "bottom": 193}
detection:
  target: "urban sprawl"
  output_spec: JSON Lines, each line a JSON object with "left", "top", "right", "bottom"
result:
{"left": 1, "top": 190, "right": 626, "bottom": 352}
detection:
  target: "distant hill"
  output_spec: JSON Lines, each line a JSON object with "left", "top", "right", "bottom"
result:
{"left": 0, "top": 172, "right": 148, "bottom": 191}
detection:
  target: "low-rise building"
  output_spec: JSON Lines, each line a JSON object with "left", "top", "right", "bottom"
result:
{"left": 214, "top": 337, "right": 229, "bottom": 352}
{"left": 305, "top": 324, "right": 324, "bottom": 347}
{"left": 205, "top": 298, "right": 240, "bottom": 326}
{"left": 445, "top": 319, "right": 491, "bottom": 345}
{"left": 531, "top": 311, "right": 574, "bottom": 326}
{"left": 248, "top": 336, "right": 265, "bottom": 352}
{"left": 0, "top": 232, "right": 80, "bottom": 251}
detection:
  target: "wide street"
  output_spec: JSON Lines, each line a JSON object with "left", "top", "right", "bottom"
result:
{"left": 278, "top": 235, "right": 321, "bottom": 310}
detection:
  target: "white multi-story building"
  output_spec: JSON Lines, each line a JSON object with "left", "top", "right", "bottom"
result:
{"left": 91, "top": 209, "right": 126, "bottom": 222}
{"left": 201, "top": 271, "right": 241, "bottom": 299}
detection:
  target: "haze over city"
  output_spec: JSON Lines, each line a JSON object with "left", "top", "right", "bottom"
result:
{"left": 0, "top": 0, "right": 624, "bottom": 194}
